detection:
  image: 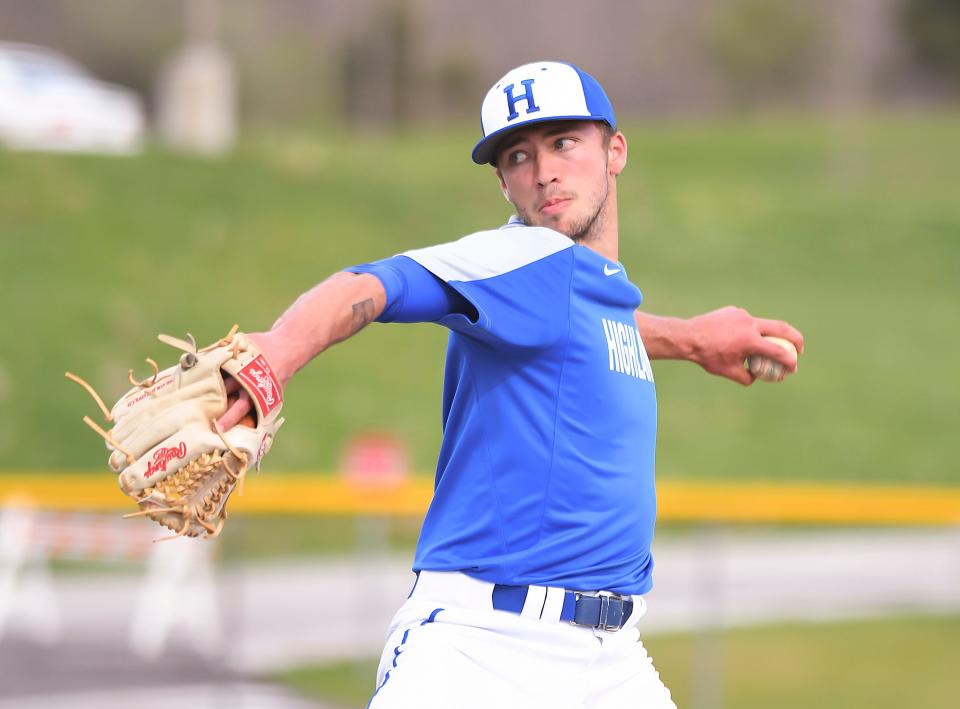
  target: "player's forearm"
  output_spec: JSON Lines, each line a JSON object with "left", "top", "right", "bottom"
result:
{"left": 635, "top": 306, "right": 803, "bottom": 385}
{"left": 633, "top": 312, "right": 697, "bottom": 361}
{"left": 259, "top": 272, "right": 387, "bottom": 382}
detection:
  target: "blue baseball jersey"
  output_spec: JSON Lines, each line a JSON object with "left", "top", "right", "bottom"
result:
{"left": 347, "top": 217, "right": 658, "bottom": 595}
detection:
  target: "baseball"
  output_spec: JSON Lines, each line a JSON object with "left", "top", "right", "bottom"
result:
{"left": 747, "top": 336, "right": 798, "bottom": 382}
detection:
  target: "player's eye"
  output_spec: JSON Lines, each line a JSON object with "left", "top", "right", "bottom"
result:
{"left": 505, "top": 149, "right": 528, "bottom": 166}
{"left": 555, "top": 137, "right": 576, "bottom": 151}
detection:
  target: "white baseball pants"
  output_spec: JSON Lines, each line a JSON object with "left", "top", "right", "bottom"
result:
{"left": 366, "top": 571, "right": 676, "bottom": 709}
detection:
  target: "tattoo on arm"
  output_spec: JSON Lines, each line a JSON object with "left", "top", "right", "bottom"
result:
{"left": 350, "top": 298, "right": 375, "bottom": 334}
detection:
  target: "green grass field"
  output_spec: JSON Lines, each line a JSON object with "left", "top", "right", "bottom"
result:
{"left": 274, "top": 614, "right": 960, "bottom": 708}
{"left": 1, "top": 111, "right": 958, "bottom": 482}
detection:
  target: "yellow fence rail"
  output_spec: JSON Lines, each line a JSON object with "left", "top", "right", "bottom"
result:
{"left": 1, "top": 474, "right": 959, "bottom": 525}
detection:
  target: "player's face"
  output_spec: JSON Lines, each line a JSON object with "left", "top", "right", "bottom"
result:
{"left": 494, "top": 121, "right": 626, "bottom": 243}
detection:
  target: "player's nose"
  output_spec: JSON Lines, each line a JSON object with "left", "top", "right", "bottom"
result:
{"left": 534, "top": 149, "right": 562, "bottom": 187}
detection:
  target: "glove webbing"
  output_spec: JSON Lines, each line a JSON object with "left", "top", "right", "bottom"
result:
{"left": 122, "top": 434, "right": 248, "bottom": 539}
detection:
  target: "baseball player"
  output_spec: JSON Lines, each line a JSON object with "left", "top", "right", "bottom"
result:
{"left": 219, "top": 61, "right": 803, "bottom": 708}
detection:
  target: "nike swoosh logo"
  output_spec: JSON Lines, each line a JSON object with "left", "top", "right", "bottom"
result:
{"left": 604, "top": 264, "right": 622, "bottom": 276}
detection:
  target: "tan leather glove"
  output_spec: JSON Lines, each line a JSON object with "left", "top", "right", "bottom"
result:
{"left": 68, "top": 326, "right": 284, "bottom": 538}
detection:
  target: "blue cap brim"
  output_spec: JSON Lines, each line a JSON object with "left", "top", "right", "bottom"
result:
{"left": 471, "top": 115, "right": 615, "bottom": 165}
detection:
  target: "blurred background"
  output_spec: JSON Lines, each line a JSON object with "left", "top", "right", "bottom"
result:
{"left": 0, "top": 0, "right": 958, "bottom": 707}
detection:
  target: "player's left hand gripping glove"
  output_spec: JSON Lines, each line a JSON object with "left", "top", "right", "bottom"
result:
{"left": 67, "top": 327, "right": 284, "bottom": 538}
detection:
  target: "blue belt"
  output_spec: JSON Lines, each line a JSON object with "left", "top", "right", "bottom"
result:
{"left": 492, "top": 584, "right": 634, "bottom": 631}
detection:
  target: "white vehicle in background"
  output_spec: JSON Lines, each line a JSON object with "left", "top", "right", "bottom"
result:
{"left": 0, "top": 42, "right": 144, "bottom": 154}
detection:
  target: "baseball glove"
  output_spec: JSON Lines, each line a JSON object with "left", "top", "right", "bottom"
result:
{"left": 66, "top": 326, "right": 284, "bottom": 539}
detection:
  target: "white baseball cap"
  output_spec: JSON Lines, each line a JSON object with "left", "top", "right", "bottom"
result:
{"left": 472, "top": 61, "right": 617, "bottom": 165}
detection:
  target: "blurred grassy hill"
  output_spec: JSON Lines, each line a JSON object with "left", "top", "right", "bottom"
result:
{"left": 1, "top": 112, "right": 957, "bottom": 482}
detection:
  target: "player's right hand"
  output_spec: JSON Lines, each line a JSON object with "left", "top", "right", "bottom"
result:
{"left": 688, "top": 306, "right": 804, "bottom": 385}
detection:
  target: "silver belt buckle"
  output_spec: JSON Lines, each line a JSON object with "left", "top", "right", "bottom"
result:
{"left": 572, "top": 590, "right": 627, "bottom": 632}
{"left": 596, "top": 590, "right": 626, "bottom": 632}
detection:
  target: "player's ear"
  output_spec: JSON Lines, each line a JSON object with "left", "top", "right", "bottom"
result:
{"left": 608, "top": 131, "right": 627, "bottom": 176}
{"left": 496, "top": 168, "right": 512, "bottom": 202}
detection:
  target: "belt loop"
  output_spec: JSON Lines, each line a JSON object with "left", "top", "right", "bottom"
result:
{"left": 541, "top": 586, "right": 566, "bottom": 622}
{"left": 520, "top": 585, "right": 548, "bottom": 620}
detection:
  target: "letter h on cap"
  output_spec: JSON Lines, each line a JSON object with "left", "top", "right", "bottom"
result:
{"left": 503, "top": 79, "right": 540, "bottom": 122}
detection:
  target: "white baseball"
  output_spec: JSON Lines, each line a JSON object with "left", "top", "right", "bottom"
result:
{"left": 746, "top": 336, "right": 797, "bottom": 382}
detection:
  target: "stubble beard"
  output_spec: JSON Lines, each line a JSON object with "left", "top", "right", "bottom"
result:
{"left": 568, "top": 180, "right": 609, "bottom": 245}
{"left": 514, "top": 166, "right": 611, "bottom": 244}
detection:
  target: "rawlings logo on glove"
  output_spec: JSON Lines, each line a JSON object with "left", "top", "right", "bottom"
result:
{"left": 144, "top": 443, "right": 187, "bottom": 478}
{"left": 66, "top": 326, "right": 284, "bottom": 539}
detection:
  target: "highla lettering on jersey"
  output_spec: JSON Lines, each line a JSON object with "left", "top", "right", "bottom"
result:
{"left": 601, "top": 318, "right": 653, "bottom": 381}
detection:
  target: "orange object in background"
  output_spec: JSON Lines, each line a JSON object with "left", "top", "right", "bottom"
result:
{"left": 340, "top": 432, "right": 410, "bottom": 487}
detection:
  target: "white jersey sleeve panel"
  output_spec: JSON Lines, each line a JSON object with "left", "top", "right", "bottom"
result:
{"left": 401, "top": 225, "right": 573, "bottom": 283}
